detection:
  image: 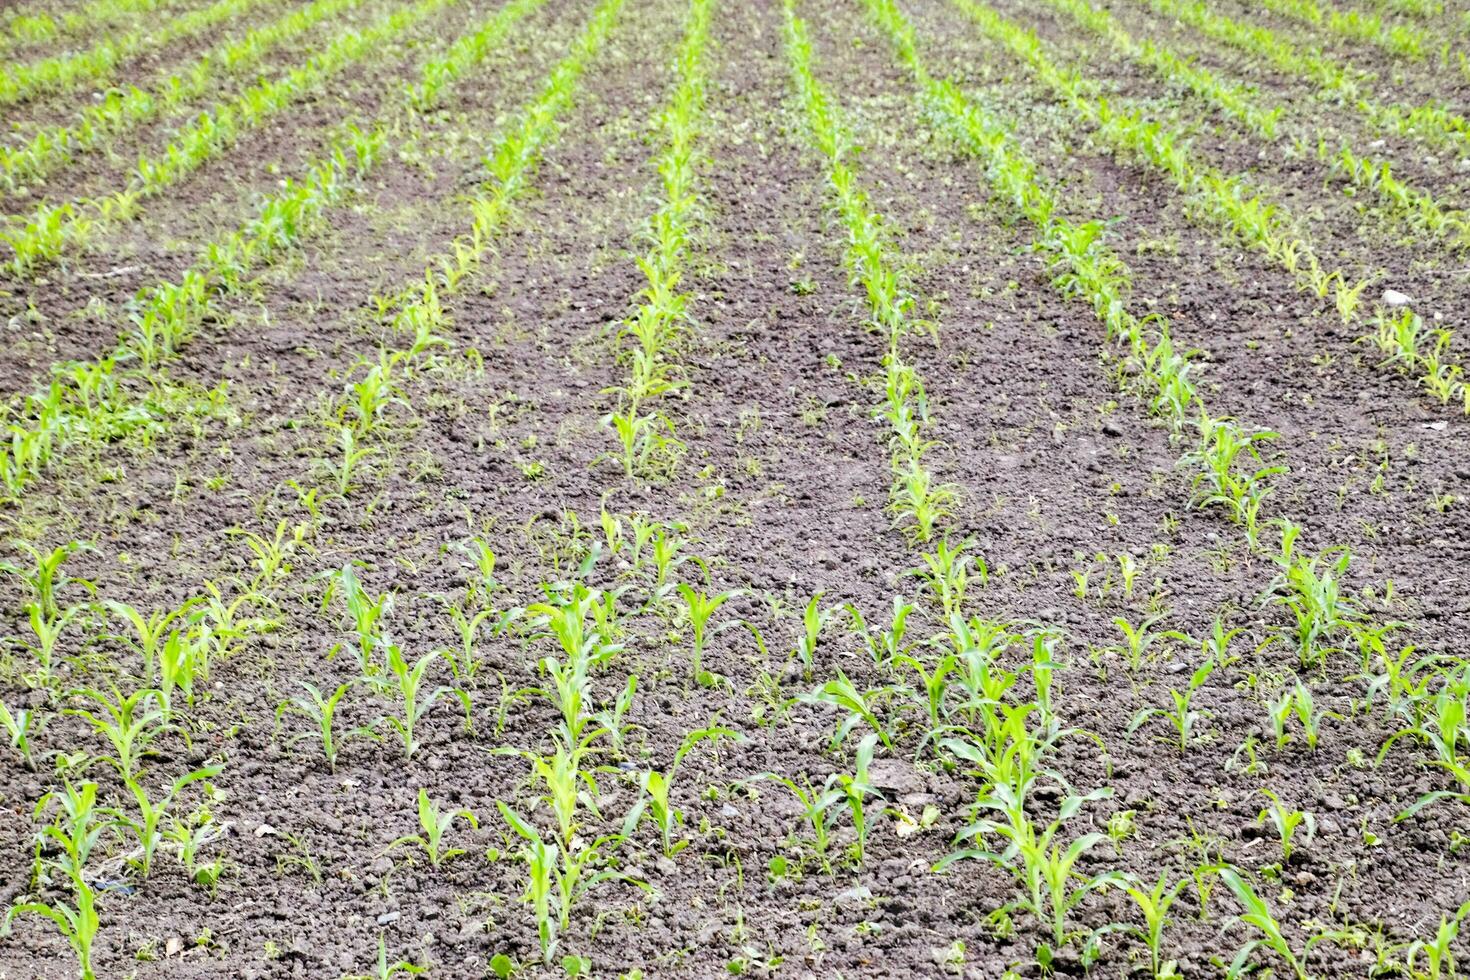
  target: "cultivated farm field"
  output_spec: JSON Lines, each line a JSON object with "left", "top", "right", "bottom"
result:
{"left": 1, "top": 0, "right": 1469, "bottom": 976}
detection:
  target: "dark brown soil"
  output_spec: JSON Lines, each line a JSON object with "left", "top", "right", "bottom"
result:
{"left": 2, "top": 0, "right": 1469, "bottom": 978}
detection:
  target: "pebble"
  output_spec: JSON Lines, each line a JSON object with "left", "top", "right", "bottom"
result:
{"left": 1382, "top": 289, "right": 1412, "bottom": 308}
{"left": 835, "top": 884, "right": 873, "bottom": 910}
{"left": 377, "top": 911, "right": 400, "bottom": 926}
{"left": 867, "top": 758, "right": 925, "bottom": 796}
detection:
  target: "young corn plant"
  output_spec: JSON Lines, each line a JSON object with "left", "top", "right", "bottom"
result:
{"left": 385, "top": 788, "right": 478, "bottom": 866}
{"left": 800, "top": 671, "right": 898, "bottom": 750}
{"left": 365, "top": 644, "right": 467, "bottom": 760}
{"left": 676, "top": 584, "right": 737, "bottom": 686}
{"left": 275, "top": 680, "right": 379, "bottom": 772}
{"left": 623, "top": 723, "right": 744, "bottom": 857}
{"left": 1256, "top": 789, "right": 1315, "bottom": 866}
{"left": 3, "top": 874, "right": 102, "bottom": 980}
{"left": 1403, "top": 901, "right": 1470, "bottom": 980}
{"left": 497, "top": 738, "right": 643, "bottom": 963}
{"left": 1262, "top": 528, "right": 1365, "bottom": 669}
{"left": 438, "top": 593, "right": 522, "bottom": 685}
{"left": 0, "top": 540, "right": 94, "bottom": 620}
{"left": 1180, "top": 413, "right": 1284, "bottom": 527}
{"left": 759, "top": 771, "right": 846, "bottom": 874}
{"left": 1128, "top": 659, "right": 1216, "bottom": 750}
{"left": 17, "top": 601, "right": 84, "bottom": 689}
{"left": 164, "top": 802, "right": 228, "bottom": 894}
{"left": 1380, "top": 663, "right": 1470, "bottom": 819}
{"left": 326, "top": 563, "right": 393, "bottom": 674}
{"left": 103, "top": 597, "right": 203, "bottom": 686}
{"left": 1122, "top": 872, "right": 1188, "bottom": 979}
{"left": 0, "top": 702, "right": 40, "bottom": 769}
{"left": 496, "top": 804, "right": 562, "bottom": 962}
{"left": 939, "top": 784, "right": 1122, "bottom": 961}
{"left": 846, "top": 596, "right": 919, "bottom": 668}
{"left": 108, "top": 764, "right": 222, "bottom": 879}
{"left": 791, "top": 591, "right": 842, "bottom": 678}
{"left": 907, "top": 536, "right": 984, "bottom": 617}
{"left": 1219, "top": 867, "right": 1322, "bottom": 980}
{"left": 1268, "top": 679, "right": 1341, "bottom": 751}
{"left": 33, "top": 780, "right": 113, "bottom": 880}
{"left": 65, "top": 685, "right": 167, "bottom": 780}
{"left": 829, "top": 732, "right": 882, "bottom": 866}
{"left": 10, "top": 781, "right": 114, "bottom": 979}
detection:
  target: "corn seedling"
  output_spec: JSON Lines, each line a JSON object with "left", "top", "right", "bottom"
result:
{"left": 1403, "top": 901, "right": 1470, "bottom": 980}
{"left": 1256, "top": 789, "right": 1315, "bottom": 865}
{"left": 1, "top": 540, "right": 94, "bottom": 620}
{"left": 676, "top": 584, "right": 737, "bottom": 685}
{"left": 3, "top": 875, "right": 101, "bottom": 980}
{"left": 0, "top": 702, "right": 39, "bottom": 769}
{"left": 1110, "top": 613, "right": 1184, "bottom": 673}
{"left": 339, "top": 933, "right": 427, "bottom": 979}
{"left": 1219, "top": 867, "right": 1322, "bottom": 980}
{"left": 17, "top": 601, "right": 84, "bottom": 688}
{"left": 103, "top": 597, "right": 202, "bottom": 686}
{"left": 940, "top": 785, "right": 1122, "bottom": 953}
{"left": 791, "top": 591, "right": 842, "bottom": 678}
{"left": 1268, "top": 679, "right": 1340, "bottom": 751}
{"left": 108, "top": 764, "right": 222, "bottom": 878}
{"left": 1380, "top": 663, "right": 1470, "bottom": 819}
{"left": 65, "top": 685, "right": 166, "bottom": 780}
{"left": 365, "top": 644, "right": 467, "bottom": 759}
{"left": 1128, "top": 658, "right": 1216, "bottom": 750}
{"left": 829, "top": 732, "right": 881, "bottom": 865}
{"left": 623, "top": 723, "right": 744, "bottom": 857}
{"left": 846, "top": 596, "right": 919, "bottom": 668}
{"left": 276, "top": 680, "right": 379, "bottom": 772}
{"left": 385, "top": 788, "right": 478, "bottom": 866}
{"left": 439, "top": 593, "right": 521, "bottom": 685}
{"left": 1261, "top": 533, "right": 1364, "bottom": 669}
{"left": 326, "top": 563, "right": 393, "bottom": 673}
{"left": 758, "top": 771, "right": 846, "bottom": 874}
{"left": 906, "top": 536, "right": 984, "bottom": 617}
{"left": 498, "top": 748, "right": 643, "bottom": 962}
{"left": 800, "top": 671, "right": 898, "bottom": 750}
{"left": 1122, "top": 872, "right": 1188, "bottom": 979}
{"left": 164, "top": 802, "right": 227, "bottom": 893}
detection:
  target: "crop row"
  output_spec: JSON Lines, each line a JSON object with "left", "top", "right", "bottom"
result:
{"left": 0, "top": 0, "right": 553, "bottom": 497}
{"left": 1139, "top": 0, "right": 1470, "bottom": 158}
{"left": 1, "top": 0, "right": 459, "bottom": 275}
{"left": 0, "top": 0, "right": 365, "bottom": 193}
{"left": 1, "top": 0, "right": 166, "bottom": 49}
{"left": 0, "top": 0, "right": 271, "bottom": 107}
{"left": 601, "top": 0, "right": 713, "bottom": 481}
{"left": 951, "top": 0, "right": 1470, "bottom": 413}
{"left": 785, "top": 2, "right": 962, "bottom": 554}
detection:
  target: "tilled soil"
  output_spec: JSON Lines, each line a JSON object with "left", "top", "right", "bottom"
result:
{"left": 2, "top": 0, "right": 1469, "bottom": 977}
